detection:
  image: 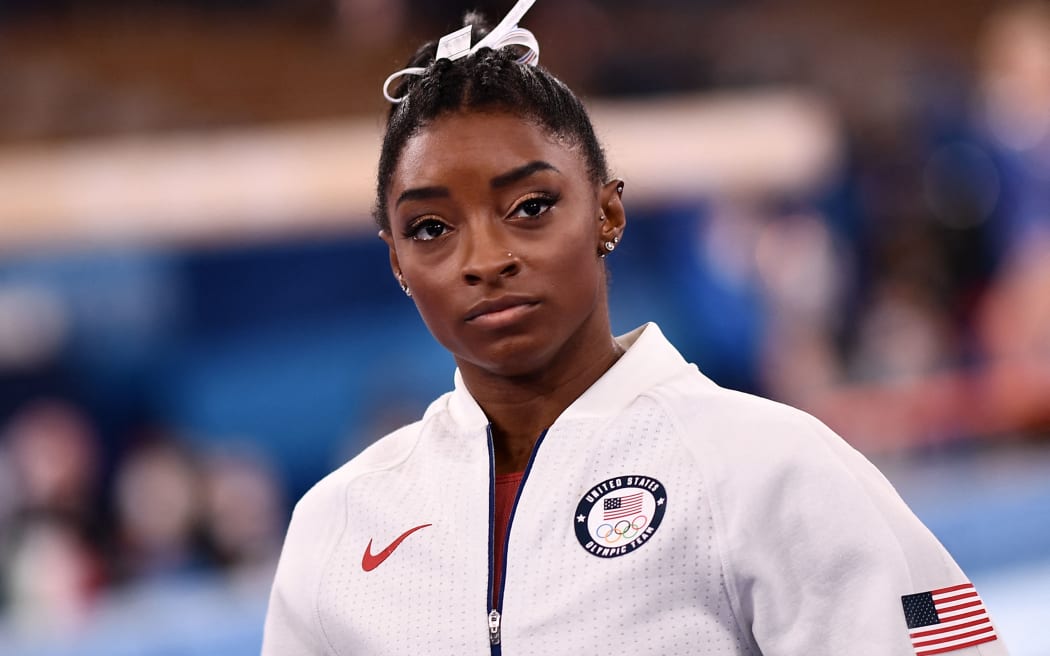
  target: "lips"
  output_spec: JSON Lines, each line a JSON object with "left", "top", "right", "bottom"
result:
{"left": 464, "top": 295, "right": 539, "bottom": 325}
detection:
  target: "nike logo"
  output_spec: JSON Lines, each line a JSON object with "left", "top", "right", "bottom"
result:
{"left": 361, "top": 523, "right": 432, "bottom": 572}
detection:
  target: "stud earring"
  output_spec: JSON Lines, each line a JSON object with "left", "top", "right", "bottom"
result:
{"left": 599, "top": 214, "right": 606, "bottom": 222}
{"left": 616, "top": 182, "right": 624, "bottom": 195}
{"left": 398, "top": 273, "right": 412, "bottom": 297}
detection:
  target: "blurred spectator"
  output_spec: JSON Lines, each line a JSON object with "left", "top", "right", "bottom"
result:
{"left": 4, "top": 400, "right": 100, "bottom": 521}
{"left": 0, "top": 285, "right": 69, "bottom": 373}
{"left": 0, "top": 400, "right": 105, "bottom": 632}
{"left": 112, "top": 437, "right": 206, "bottom": 583}
{"left": 976, "top": 237, "right": 1050, "bottom": 434}
{"left": 3, "top": 516, "right": 101, "bottom": 633}
{"left": 755, "top": 210, "right": 846, "bottom": 407}
{"left": 848, "top": 280, "right": 957, "bottom": 385}
{"left": 199, "top": 448, "right": 285, "bottom": 583}
{"left": 976, "top": 1, "right": 1050, "bottom": 259}
{"left": 970, "top": 2, "right": 1050, "bottom": 433}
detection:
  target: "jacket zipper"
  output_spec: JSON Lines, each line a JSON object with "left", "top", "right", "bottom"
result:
{"left": 486, "top": 425, "right": 549, "bottom": 655}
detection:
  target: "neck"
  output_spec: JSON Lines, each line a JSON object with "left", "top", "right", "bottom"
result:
{"left": 458, "top": 328, "right": 624, "bottom": 475}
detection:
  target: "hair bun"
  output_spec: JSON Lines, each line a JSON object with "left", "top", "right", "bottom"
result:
{"left": 382, "top": 1, "right": 540, "bottom": 104}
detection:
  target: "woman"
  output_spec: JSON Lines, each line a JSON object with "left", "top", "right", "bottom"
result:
{"left": 263, "top": 3, "right": 1007, "bottom": 654}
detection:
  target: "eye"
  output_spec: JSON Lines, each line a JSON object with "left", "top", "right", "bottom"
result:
{"left": 510, "top": 195, "right": 556, "bottom": 219}
{"left": 406, "top": 218, "right": 450, "bottom": 242}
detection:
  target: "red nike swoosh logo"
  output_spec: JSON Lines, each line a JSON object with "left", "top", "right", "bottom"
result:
{"left": 361, "top": 523, "right": 432, "bottom": 572}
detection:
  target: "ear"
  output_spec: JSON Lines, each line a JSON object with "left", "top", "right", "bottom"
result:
{"left": 378, "top": 229, "right": 403, "bottom": 282}
{"left": 598, "top": 178, "right": 626, "bottom": 244}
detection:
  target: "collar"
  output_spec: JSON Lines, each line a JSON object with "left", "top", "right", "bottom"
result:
{"left": 444, "top": 322, "right": 704, "bottom": 431}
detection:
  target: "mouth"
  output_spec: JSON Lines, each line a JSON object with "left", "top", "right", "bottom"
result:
{"left": 464, "top": 295, "right": 540, "bottom": 327}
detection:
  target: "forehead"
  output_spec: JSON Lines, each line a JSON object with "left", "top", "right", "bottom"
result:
{"left": 391, "top": 111, "right": 589, "bottom": 193}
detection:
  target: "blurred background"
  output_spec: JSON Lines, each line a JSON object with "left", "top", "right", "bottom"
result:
{"left": 0, "top": 0, "right": 1048, "bottom": 653}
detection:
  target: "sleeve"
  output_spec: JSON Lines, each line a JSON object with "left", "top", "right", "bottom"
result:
{"left": 701, "top": 404, "right": 1010, "bottom": 656}
{"left": 261, "top": 481, "right": 345, "bottom": 656}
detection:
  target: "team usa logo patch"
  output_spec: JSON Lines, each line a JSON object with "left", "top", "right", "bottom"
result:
{"left": 901, "top": 582, "right": 998, "bottom": 655}
{"left": 574, "top": 475, "right": 666, "bottom": 558}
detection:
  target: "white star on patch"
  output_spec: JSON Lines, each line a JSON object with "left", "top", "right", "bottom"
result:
{"left": 576, "top": 514, "right": 586, "bottom": 523}
{"left": 657, "top": 498, "right": 665, "bottom": 506}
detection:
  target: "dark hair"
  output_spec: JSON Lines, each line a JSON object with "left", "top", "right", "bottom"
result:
{"left": 373, "top": 13, "right": 610, "bottom": 231}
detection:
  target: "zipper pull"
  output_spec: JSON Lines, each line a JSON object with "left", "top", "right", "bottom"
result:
{"left": 488, "top": 609, "right": 501, "bottom": 645}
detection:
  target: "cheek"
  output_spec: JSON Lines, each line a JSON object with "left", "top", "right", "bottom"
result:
{"left": 398, "top": 258, "right": 475, "bottom": 352}
{"left": 542, "top": 224, "right": 605, "bottom": 297}
{"left": 409, "top": 292, "right": 461, "bottom": 354}
{"left": 401, "top": 266, "right": 456, "bottom": 326}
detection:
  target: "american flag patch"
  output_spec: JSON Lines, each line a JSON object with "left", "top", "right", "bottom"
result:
{"left": 603, "top": 492, "right": 643, "bottom": 521}
{"left": 901, "top": 583, "right": 998, "bottom": 655}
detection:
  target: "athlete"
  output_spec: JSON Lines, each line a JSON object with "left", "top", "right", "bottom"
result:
{"left": 262, "top": 2, "right": 1008, "bottom": 654}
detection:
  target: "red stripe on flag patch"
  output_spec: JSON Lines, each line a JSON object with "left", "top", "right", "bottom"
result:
{"left": 910, "top": 617, "right": 992, "bottom": 639}
{"left": 914, "top": 625, "right": 998, "bottom": 648}
{"left": 932, "top": 583, "right": 977, "bottom": 595}
{"left": 913, "top": 634, "right": 998, "bottom": 656}
{"left": 937, "top": 592, "right": 978, "bottom": 605}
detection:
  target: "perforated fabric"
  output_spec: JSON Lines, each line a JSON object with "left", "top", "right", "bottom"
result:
{"left": 262, "top": 323, "right": 1007, "bottom": 656}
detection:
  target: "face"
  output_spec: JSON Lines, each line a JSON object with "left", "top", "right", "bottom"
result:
{"left": 380, "top": 110, "right": 625, "bottom": 379}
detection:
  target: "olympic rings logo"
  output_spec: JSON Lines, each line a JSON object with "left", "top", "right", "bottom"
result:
{"left": 594, "top": 515, "right": 648, "bottom": 544}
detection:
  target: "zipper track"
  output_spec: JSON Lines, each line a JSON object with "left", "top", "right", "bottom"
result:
{"left": 488, "top": 426, "right": 549, "bottom": 655}
{"left": 486, "top": 427, "right": 499, "bottom": 655}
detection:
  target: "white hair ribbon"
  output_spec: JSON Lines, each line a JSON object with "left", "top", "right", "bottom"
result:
{"left": 382, "top": 0, "right": 540, "bottom": 104}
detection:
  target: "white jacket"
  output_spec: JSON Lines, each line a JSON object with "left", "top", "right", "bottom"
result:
{"left": 263, "top": 323, "right": 1007, "bottom": 655}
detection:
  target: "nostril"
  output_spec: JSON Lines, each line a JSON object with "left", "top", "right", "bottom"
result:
{"left": 460, "top": 235, "right": 518, "bottom": 283}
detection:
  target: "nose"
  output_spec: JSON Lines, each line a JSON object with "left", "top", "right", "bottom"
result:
{"left": 460, "top": 222, "right": 520, "bottom": 286}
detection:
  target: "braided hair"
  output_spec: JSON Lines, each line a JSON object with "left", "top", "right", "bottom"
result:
{"left": 374, "top": 13, "right": 610, "bottom": 231}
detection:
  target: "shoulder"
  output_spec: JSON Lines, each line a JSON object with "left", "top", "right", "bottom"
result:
{"left": 648, "top": 367, "right": 840, "bottom": 462}
{"left": 647, "top": 371, "right": 916, "bottom": 529}
{"left": 292, "top": 391, "right": 454, "bottom": 524}
{"left": 650, "top": 371, "right": 967, "bottom": 568}
{"left": 299, "top": 412, "right": 440, "bottom": 513}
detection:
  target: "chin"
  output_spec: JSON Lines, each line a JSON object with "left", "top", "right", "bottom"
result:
{"left": 456, "top": 333, "right": 556, "bottom": 379}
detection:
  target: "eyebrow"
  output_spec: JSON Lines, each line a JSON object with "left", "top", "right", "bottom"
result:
{"left": 490, "top": 160, "right": 559, "bottom": 188}
{"left": 394, "top": 160, "right": 559, "bottom": 208}
{"left": 395, "top": 185, "right": 450, "bottom": 208}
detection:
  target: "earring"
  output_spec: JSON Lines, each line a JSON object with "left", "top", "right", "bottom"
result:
{"left": 616, "top": 183, "right": 624, "bottom": 195}
{"left": 599, "top": 214, "right": 606, "bottom": 222}
{"left": 398, "top": 273, "right": 412, "bottom": 297}
{"left": 604, "top": 241, "right": 616, "bottom": 252}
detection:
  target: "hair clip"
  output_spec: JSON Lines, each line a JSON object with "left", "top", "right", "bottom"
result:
{"left": 382, "top": 0, "right": 541, "bottom": 104}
